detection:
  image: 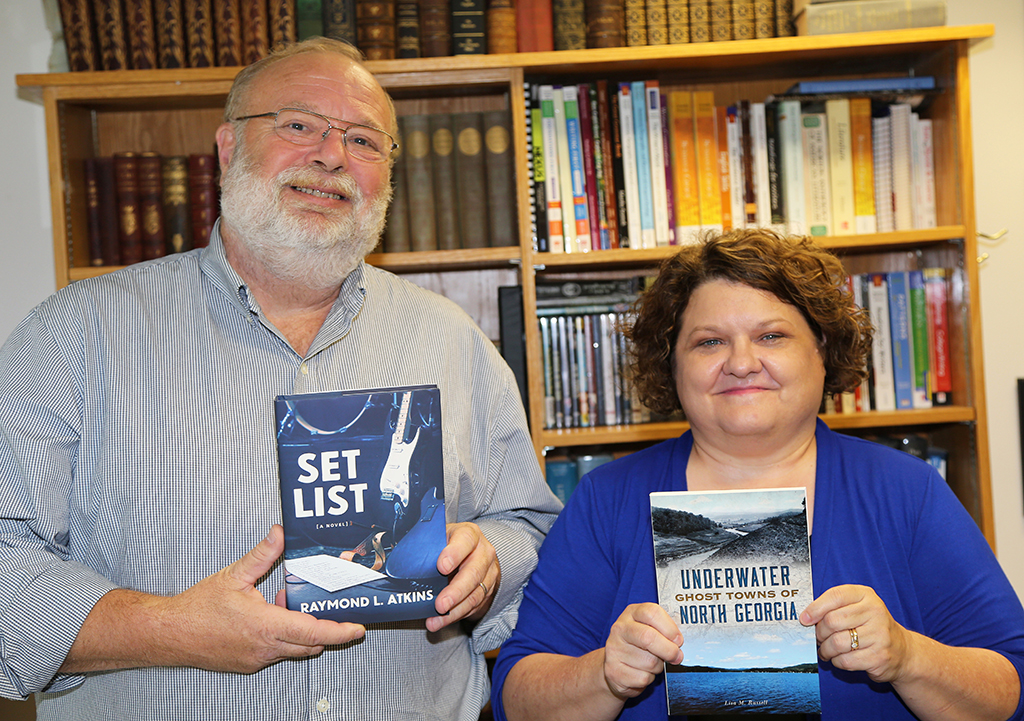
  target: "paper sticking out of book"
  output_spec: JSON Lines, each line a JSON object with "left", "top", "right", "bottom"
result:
{"left": 276, "top": 385, "right": 448, "bottom": 624}
{"left": 650, "top": 488, "right": 821, "bottom": 715}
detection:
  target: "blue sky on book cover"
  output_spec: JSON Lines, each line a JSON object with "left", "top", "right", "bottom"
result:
{"left": 650, "top": 488, "right": 820, "bottom": 715}
{"left": 275, "top": 385, "right": 447, "bottom": 624}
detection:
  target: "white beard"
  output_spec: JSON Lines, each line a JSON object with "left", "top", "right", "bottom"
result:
{"left": 219, "top": 143, "right": 392, "bottom": 290}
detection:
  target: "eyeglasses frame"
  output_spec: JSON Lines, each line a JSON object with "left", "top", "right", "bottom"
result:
{"left": 232, "top": 107, "right": 399, "bottom": 162}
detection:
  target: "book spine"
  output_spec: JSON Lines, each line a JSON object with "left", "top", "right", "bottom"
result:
{"left": 669, "top": 90, "right": 700, "bottom": 242}
{"left": 323, "top": 0, "right": 357, "bottom": 44}
{"left": 538, "top": 316, "right": 556, "bottom": 428}
{"left": 517, "top": 0, "right": 554, "bottom": 51}
{"left": 912, "top": 116, "right": 937, "bottom": 229}
{"left": 484, "top": 109, "right": 519, "bottom": 247}
{"left": 624, "top": 0, "right": 647, "bottom": 46}
{"left": 498, "top": 286, "right": 530, "bottom": 413}
{"left": 749, "top": 102, "right": 771, "bottom": 227}
{"left": 539, "top": 85, "right": 566, "bottom": 253}
{"left": 908, "top": 269, "right": 932, "bottom": 409}
{"left": 528, "top": 85, "right": 549, "bottom": 251}
{"left": 586, "top": 0, "right": 625, "bottom": 47}
{"left": 241, "top": 0, "right": 271, "bottom": 62}
{"left": 738, "top": 100, "right": 756, "bottom": 226}
{"left": 795, "top": 0, "right": 947, "bottom": 35}
{"left": 764, "top": 100, "right": 784, "bottom": 232}
{"left": 726, "top": 105, "right": 745, "bottom": 229}
{"left": 137, "top": 152, "right": 167, "bottom": 261}
{"left": 689, "top": 0, "right": 710, "bottom": 41}
{"left": 715, "top": 105, "right": 733, "bottom": 230}
{"left": 453, "top": 112, "right": 490, "bottom": 248}
{"left": 420, "top": 0, "right": 452, "bottom": 55}
{"left": 552, "top": 0, "right": 586, "bottom": 49}
{"left": 161, "top": 156, "right": 193, "bottom": 254}
{"left": 753, "top": 0, "right": 774, "bottom": 38}
{"left": 94, "top": 0, "right": 129, "bottom": 70}
{"left": 801, "top": 109, "right": 831, "bottom": 236}
{"left": 127, "top": 0, "right": 159, "bottom": 69}
{"left": 357, "top": 0, "right": 397, "bottom": 59}
{"left": 184, "top": 0, "right": 216, "bottom": 68}
{"left": 269, "top": 0, "right": 299, "bottom": 49}
{"left": 396, "top": 0, "right": 421, "bottom": 57}
{"left": 154, "top": 0, "right": 188, "bottom": 68}
{"left": 57, "top": 0, "right": 98, "bottom": 71}
{"left": 214, "top": 0, "right": 244, "bottom": 67}
{"left": 562, "top": 86, "right": 593, "bottom": 252}
{"left": 646, "top": 0, "right": 669, "bottom": 44}
{"left": 551, "top": 87, "right": 578, "bottom": 252}
{"left": 298, "top": 0, "right": 325, "bottom": 39}
{"left": 866, "top": 272, "right": 895, "bottom": 411}
{"left": 776, "top": 99, "right": 805, "bottom": 235}
{"left": 850, "top": 96, "right": 877, "bottom": 234}
{"left": 596, "top": 81, "right": 620, "bottom": 248}
{"left": 645, "top": 82, "right": 671, "bottom": 246}
{"left": 693, "top": 90, "right": 723, "bottom": 235}
{"left": 730, "top": 0, "right": 754, "bottom": 40}
{"left": 826, "top": 97, "right": 855, "bottom": 235}
{"left": 384, "top": 122, "right": 411, "bottom": 251}
{"left": 452, "top": 0, "right": 487, "bottom": 53}
{"left": 113, "top": 152, "right": 142, "bottom": 265}
{"left": 617, "top": 83, "right": 642, "bottom": 248}
{"left": 775, "top": 0, "right": 794, "bottom": 36}
{"left": 709, "top": 0, "right": 731, "bottom": 41}
{"left": 660, "top": 95, "right": 676, "bottom": 246}
{"left": 577, "top": 84, "right": 605, "bottom": 251}
{"left": 487, "top": 0, "right": 517, "bottom": 53}
{"left": 188, "top": 153, "right": 218, "bottom": 248}
{"left": 923, "top": 267, "right": 952, "bottom": 403}
{"left": 872, "top": 114, "right": 894, "bottom": 232}
{"left": 889, "top": 103, "right": 913, "bottom": 231}
{"left": 887, "top": 270, "right": 913, "bottom": 410}
{"left": 667, "top": 0, "right": 690, "bottom": 42}
{"left": 403, "top": 115, "right": 439, "bottom": 251}
{"left": 428, "top": 114, "right": 461, "bottom": 249}
{"left": 630, "top": 81, "right": 656, "bottom": 249}
{"left": 607, "top": 84, "right": 630, "bottom": 247}
{"left": 83, "top": 157, "right": 105, "bottom": 265}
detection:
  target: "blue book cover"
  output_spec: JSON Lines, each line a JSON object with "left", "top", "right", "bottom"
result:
{"left": 786, "top": 76, "right": 935, "bottom": 95}
{"left": 630, "top": 80, "right": 656, "bottom": 247}
{"left": 275, "top": 385, "right": 447, "bottom": 623}
{"left": 651, "top": 488, "right": 821, "bottom": 715}
{"left": 887, "top": 271, "right": 914, "bottom": 410}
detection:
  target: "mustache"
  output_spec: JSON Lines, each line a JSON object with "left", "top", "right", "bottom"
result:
{"left": 277, "top": 167, "right": 362, "bottom": 201}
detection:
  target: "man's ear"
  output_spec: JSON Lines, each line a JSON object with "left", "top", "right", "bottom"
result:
{"left": 215, "top": 122, "right": 237, "bottom": 182}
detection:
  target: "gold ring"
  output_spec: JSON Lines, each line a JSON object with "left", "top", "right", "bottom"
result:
{"left": 479, "top": 581, "right": 488, "bottom": 596}
{"left": 849, "top": 628, "right": 860, "bottom": 650}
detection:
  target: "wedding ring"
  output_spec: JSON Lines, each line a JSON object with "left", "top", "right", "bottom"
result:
{"left": 479, "top": 581, "right": 489, "bottom": 596}
{"left": 849, "top": 627, "right": 860, "bottom": 650}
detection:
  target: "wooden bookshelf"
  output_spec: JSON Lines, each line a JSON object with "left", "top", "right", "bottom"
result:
{"left": 17, "top": 24, "right": 996, "bottom": 545}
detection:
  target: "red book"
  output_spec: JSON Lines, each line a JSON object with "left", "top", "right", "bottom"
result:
{"left": 188, "top": 154, "right": 219, "bottom": 248}
{"left": 113, "top": 152, "right": 142, "bottom": 266}
{"left": 138, "top": 152, "right": 167, "bottom": 261}
{"left": 924, "top": 267, "right": 953, "bottom": 404}
{"left": 516, "top": 0, "right": 553, "bottom": 51}
{"left": 595, "top": 80, "right": 619, "bottom": 249}
{"left": 576, "top": 83, "right": 602, "bottom": 252}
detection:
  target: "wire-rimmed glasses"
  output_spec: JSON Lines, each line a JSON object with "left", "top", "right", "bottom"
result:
{"left": 233, "top": 107, "right": 398, "bottom": 163}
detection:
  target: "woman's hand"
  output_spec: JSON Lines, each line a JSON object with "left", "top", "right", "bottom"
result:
{"left": 603, "top": 602, "right": 685, "bottom": 700}
{"left": 800, "top": 584, "right": 911, "bottom": 684}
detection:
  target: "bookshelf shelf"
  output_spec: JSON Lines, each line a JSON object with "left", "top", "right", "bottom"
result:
{"left": 17, "top": 24, "right": 996, "bottom": 545}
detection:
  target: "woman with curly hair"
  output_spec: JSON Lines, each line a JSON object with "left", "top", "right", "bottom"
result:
{"left": 491, "top": 229, "right": 1024, "bottom": 721}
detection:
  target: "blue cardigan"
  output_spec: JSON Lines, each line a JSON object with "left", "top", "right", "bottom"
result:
{"left": 492, "top": 420, "right": 1024, "bottom": 720}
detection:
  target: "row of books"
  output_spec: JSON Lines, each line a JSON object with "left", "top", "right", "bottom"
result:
{"left": 58, "top": 0, "right": 298, "bottom": 72}
{"left": 842, "top": 268, "right": 953, "bottom": 415}
{"left": 527, "top": 77, "right": 938, "bottom": 254}
{"left": 383, "top": 110, "right": 518, "bottom": 252}
{"left": 84, "top": 153, "right": 218, "bottom": 267}
{"left": 545, "top": 452, "right": 614, "bottom": 502}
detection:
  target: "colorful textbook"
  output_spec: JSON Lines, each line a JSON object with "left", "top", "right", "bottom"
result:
{"left": 650, "top": 488, "right": 820, "bottom": 715}
{"left": 275, "top": 385, "right": 447, "bottom": 623}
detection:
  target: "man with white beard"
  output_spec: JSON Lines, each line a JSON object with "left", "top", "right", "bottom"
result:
{"left": 0, "top": 38, "right": 561, "bottom": 720}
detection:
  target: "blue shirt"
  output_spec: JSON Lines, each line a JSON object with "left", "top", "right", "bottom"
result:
{"left": 0, "top": 225, "right": 561, "bottom": 720}
{"left": 492, "top": 420, "right": 1024, "bottom": 720}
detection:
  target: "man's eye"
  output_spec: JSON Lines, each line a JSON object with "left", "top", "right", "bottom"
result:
{"left": 348, "top": 132, "right": 379, "bottom": 151}
{"left": 285, "top": 121, "right": 312, "bottom": 132}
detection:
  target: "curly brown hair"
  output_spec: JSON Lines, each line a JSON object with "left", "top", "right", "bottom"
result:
{"left": 624, "top": 228, "right": 873, "bottom": 417}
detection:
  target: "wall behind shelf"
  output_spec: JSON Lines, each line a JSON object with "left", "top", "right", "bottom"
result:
{"left": 0, "top": 0, "right": 1022, "bottom": 638}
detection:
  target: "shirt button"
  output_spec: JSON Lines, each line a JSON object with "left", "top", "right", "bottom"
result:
{"left": 301, "top": 363, "right": 309, "bottom": 375}
{"left": 316, "top": 698, "right": 330, "bottom": 713}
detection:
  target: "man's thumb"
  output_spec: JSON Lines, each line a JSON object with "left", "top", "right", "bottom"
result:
{"left": 231, "top": 524, "right": 285, "bottom": 586}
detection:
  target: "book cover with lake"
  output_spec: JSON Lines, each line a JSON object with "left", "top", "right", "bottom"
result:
{"left": 275, "top": 385, "right": 447, "bottom": 624}
{"left": 650, "top": 488, "right": 820, "bottom": 715}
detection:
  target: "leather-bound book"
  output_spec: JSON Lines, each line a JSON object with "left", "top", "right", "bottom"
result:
{"left": 214, "top": 0, "right": 243, "bottom": 66}
{"left": 138, "top": 153, "right": 167, "bottom": 261}
{"left": 184, "top": 0, "right": 216, "bottom": 67}
{"left": 400, "top": 116, "right": 437, "bottom": 251}
{"left": 624, "top": 0, "right": 646, "bottom": 46}
{"left": 241, "top": 0, "right": 271, "bottom": 63}
{"left": 775, "top": 0, "right": 794, "bottom": 36}
{"left": 754, "top": 0, "right": 774, "bottom": 38}
{"left": 269, "top": 0, "right": 299, "bottom": 50}
{"left": 452, "top": 0, "right": 486, "bottom": 54}
{"left": 383, "top": 137, "right": 411, "bottom": 252}
{"left": 667, "top": 0, "right": 689, "bottom": 42}
{"left": 586, "top": 0, "right": 624, "bottom": 47}
{"left": 57, "top": 0, "right": 98, "bottom": 71}
{"left": 113, "top": 152, "right": 142, "bottom": 266}
{"left": 297, "top": 0, "right": 324, "bottom": 39}
{"left": 689, "top": 0, "right": 710, "bottom": 40}
{"left": 84, "top": 157, "right": 120, "bottom": 265}
{"left": 419, "top": 0, "right": 451, "bottom": 56}
{"left": 552, "top": 0, "right": 584, "bottom": 49}
{"left": 154, "top": 0, "right": 187, "bottom": 68}
{"left": 483, "top": 110, "right": 517, "bottom": 247}
{"left": 486, "top": 0, "right": 517, "bottom": 54}
{"left": 161, "top": 156, "right": 193, "bottom": 254}
{"left": 356, "top": 0, "right": 396, "bottom": 59}
{"left": 430, "top": 114, "right": 460, "bottom": 249}
{"left": 396, "top": 0, "right": 420, "bottom": 57}
{"left": 729, "top": 0, "right": 754, "bottom": 39}
{"left": 323, "top": 0, "right": 356, "bottom": 44}
{"left": 646, "top": 0, "right": 668, "bottom": 44}
{"left": 93, "top": 0, "right": 129, "bottom": 70}
{"left": 188, "top": 154, "right": 219, "bottom": 248}
{"left": 709, "top": 0, "right": 730, "bottom": 40}
{"left": 453, "top": 112, "right": 489, "bottom": 248}
{"left": 127, "top": 0, "right": 158, "bottom": 68}
{"left": 516, "top": 0, "right": 553, "bottom": 51}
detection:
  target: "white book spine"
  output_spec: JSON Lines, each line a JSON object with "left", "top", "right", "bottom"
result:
{"left": 645, "top": 84, "right": 671, "bottom": 246}
{"left": 801, "top": 111, "right": 832, "bottom": 237}
{"left": 867, "top": 273, "right": 897, "bottom": 412}
{"left": 727, "top": 108, "right": 746, "bottom": 229}
{"left": 751, "top": 102, "right": 772, "bottom": 227}
{"left": 889, "top": 103, "right": 914, "bottom": 231}
{"left": 777, "top": 100, "right": 806, "bottom": 236}
{"left": 872, "top": 115, "right": 894, "bottom": 233}
{"left": 618, "top": 85, "right": 643, "bottom": 249}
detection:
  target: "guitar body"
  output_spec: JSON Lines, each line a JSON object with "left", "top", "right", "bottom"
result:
{"left": 385, "top": 486, "right": 447, "bottom": 580}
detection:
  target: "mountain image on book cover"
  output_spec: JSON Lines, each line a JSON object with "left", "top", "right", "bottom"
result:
{"left": 650, "top": 488, "right": 820, "bottom": 715}
{"left": 275, "top": 385, "right": 447, "bottom": 623}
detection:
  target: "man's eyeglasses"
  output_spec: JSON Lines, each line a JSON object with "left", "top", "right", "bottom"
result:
{"left": 233, "top": 107, "right": 399, "bottom": 163}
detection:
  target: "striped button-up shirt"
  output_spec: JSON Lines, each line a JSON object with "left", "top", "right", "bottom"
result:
{"left": 0, "top": 226, "right": 561, "bottom": 720}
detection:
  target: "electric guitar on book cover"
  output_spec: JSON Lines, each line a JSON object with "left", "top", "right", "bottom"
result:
{"left": 275, "top": 385, "right": 448, "bottom": 623}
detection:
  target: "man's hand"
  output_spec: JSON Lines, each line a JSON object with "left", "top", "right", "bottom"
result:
{"left": 62, "top": 525, "right": 366, "bottom": 674}
{"left": 425, "top": 522, "right": 500, "bottom": 633}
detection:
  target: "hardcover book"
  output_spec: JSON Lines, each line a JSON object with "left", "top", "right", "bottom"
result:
{"left": 402, "top": 115, "right": 438, "bottom": 252}
{"left": 241, "top": 0, "right": 272, "bottom": 63}
{"left": 214, "top": 0, "right": 244, "bottom": 67}
{"left": 323, "top": 0, "right": 358, "bottom": 44}
{"left": 275, "top": 385, "right": 448, "bottom": 623}
{"left": 127, "top": 0, "right": 159, "bottom": 69}
{"left": 184, "top": 0, "right": 217, "bottom": 68}
{"left": 430, "top": 114, "right": 461, "bottom": 249}
{"left": 154, "top": 0, "right": 188, "bottom": 68}
{"left": 357, "top": 0, "right": 397, "bottom": 59}
{"left": 650, "top": 488, "right": 820, "bottom": 716}
{"left": 269, "top": 0, "right": 299, "bottom": 50}
{"left": 94, "top": 0, "right": 129, "bottom": 70}
{"left": 420, "top": 0, "right": 452, "bottom": 55}
{"left": 57, "top": 0, "right": 98, "bottom": 71}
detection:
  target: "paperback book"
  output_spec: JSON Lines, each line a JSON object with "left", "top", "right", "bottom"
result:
{"left": 275, "top": 385, "right": 447, "bottom": 623}
{"left": 650, "top": 488, "right": 820, "bottom": 715}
